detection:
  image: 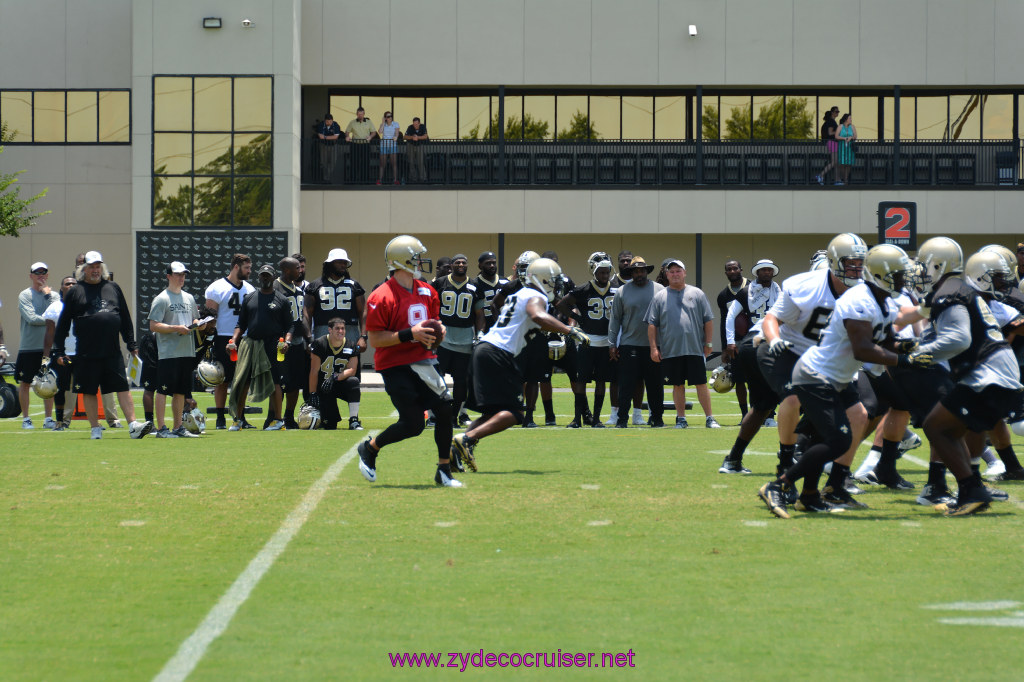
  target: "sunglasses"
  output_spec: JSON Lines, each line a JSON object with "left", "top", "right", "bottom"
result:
{"left": 31, "top": 269, "right": 48, "bottom": 275}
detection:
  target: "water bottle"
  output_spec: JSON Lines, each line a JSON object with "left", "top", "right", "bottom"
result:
{"left": 276, "top": 337, "right": 286, "bottom": 362}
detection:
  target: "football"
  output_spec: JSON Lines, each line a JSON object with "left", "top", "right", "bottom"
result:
{"left": 420, "top": 319, "right": 444, "bottom": 350}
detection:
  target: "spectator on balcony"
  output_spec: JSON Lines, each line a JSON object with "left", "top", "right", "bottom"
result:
{"left": 836, "top": 113, "right": 856, "bottom": 186}
{"left": 345, "top": 107, "right": 376, "bottom": 183}
{"left": 815, "top": 107, "right": 840, "bottom": 186}
{"left": 377, "top": 111, "right": 401, "bottom": 185}
{"left": 404, "top": 117, "right": 429, "bottom": 183}
{"left": 316, "top": 113, "right": 342, "bottom": 182}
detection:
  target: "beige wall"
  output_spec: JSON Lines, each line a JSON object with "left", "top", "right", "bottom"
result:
{"left": 303, "top": 0, "right": 1024, "bottom": 87}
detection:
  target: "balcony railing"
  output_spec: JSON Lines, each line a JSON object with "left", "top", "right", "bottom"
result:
{"left": 302, "top": 139, "right": 1021, "bottom": 188}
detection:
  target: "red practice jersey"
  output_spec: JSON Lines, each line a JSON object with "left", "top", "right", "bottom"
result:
{"left": 366, "top": 277, "right": 440, "bottom": 371}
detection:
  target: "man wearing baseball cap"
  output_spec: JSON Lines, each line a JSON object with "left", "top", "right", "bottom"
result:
{"left": 17, "top": 261, "right": 60, "bottom": 429}
{"left": 471, "top": 251, "right": 508, "bottom": 333}
{"left": 52, "top": 251, "right": 154, "bottom": 440}
{"left": 149, "top": 262, "right": 201, "bottom": 438}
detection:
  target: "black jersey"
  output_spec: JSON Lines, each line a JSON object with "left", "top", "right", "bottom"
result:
{"left": 472, "top": 274, "right": 509, "bottom": 329}
{"left": 237, "top": 289, "right": 294, "bottom": 341}
{"left": 434, "top": 275, "right": 483, "bottom": 329}
{"left": 571, "top": 280, "right": 617, "bottom": 337}
{"left": 274, "top": 278, "right": 307, "bottom": 340}
{"left": 310, "top": 334, "right": 358, "bottom": 380}
{"left": 928, "top": 276, "right": 1009, "bottom": 380}
{"left": 307, "top": 276, "right": 365, "bottom": 327}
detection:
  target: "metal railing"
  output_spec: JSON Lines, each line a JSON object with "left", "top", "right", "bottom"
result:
{"left": 302, "top": 139, "right": 1021, "bottom": 188}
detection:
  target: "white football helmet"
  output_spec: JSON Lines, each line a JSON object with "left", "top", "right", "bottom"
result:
{"left": 864, "top": 244, "right": 912, "bottom": 297}
{"left": 515, "top": 250, "right": 541, "bottom": 279}
{"left": 196, "top": 360, "right": 225, "bottom": 388}
{"left": 183, "top": 408, "right": 206, "bottom": 434}
{"left": 525, "top": 258, "right": 564, "bottom": 298}
{"left": 385, "top": 235, "right": 432, "bottom": 277}
{"left": 916, "top": 236, "right": 963, "bottom": 293}
{"left": 964, "top": 250, "right": 1012, "bottom": 297}
{"left": 297, "top": 402, "right": 321, "bottom": 430}
{"left": 710, "top": 365, "right": 734, "bottom": 393}
{"left": 31, "top": 369, "right": 60, "bottom": 399}
{"left": 826, "top": 233, "right": 868, "bottom": 286}
{"left": 979, "top": 244, "right": 1018, "bottom": 284}
{"left": 588, "top": 251, "right": 613, "bottom": 276}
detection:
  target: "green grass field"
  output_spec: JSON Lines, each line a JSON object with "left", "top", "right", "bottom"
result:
{"left": 3, "top": 384, "right": 1024, "bottom": 681}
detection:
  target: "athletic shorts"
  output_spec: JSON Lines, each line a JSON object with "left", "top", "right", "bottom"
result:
{"left": 53, "top": 360, "right": 72, "bottom": 393}
{"left": 436, "top": 345, "right": 472, "bottom": 379}
{"left": 661, "top": 354, "right": 707, "bottom": 387}
{"left": 941, "top": 383, "right": 1024, "bottom": 433}
{"left": 14, "top": 350, "right": 44, "bottom": 384}
{"left": 380, "top": 363, "right": 450, "bottom": 415}
{"left": 792, "top": 379, "right": 856, "bottom": 453}
{"left": 517, "top": 332, "right": 550, "bottom": 383}
{"left": 756, "top": 343, "right": 800, "bottom": 399}
{"left": 738, "top": 339, "right": 778, "bottom": 412}
{"left": 71, "top": 354, "right": 129, "bottom": 395}
{"left": 467, "top": 342, "right": 525, "bottom": 418}
{"left": 576, "top": 344, "right": 615, "bottom": 383}
{"left": 212, "top": 335, "right": 240, "bottom": 383}
{"left": 861, "top": 369, "right": 911, "bottom": 420}
{"left": 889, "top": 365, "right": 953, "bottom": 428}
{"left": 157, "top": 357, "right": 195, "bottom": 396}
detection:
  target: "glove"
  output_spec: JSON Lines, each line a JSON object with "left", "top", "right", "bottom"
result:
{"left": 320, "top": 373, "right": 335, "bottom": 395}
{"left": 309, "top": 393, "right": 320, "bottom": 410}
{"left": 893, "top": 339, "right": 918, "bottom": 354}
{"left": 0, "top": 344, "right": 7, "bottom": 364}
{"left": 568, "top": 327, "right": 591, "bottom": 347}
{"left": 897, "top": 350, "right": 934, "bottom": 369}
{"left": 768, "top": 337, "right": 793, "bottom": 358}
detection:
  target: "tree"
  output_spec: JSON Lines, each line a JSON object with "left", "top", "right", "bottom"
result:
{"left": 702, "top": 97, "right": 814, "bottom": 140}
{"left": 0, "top": 121, "right": 51, "bottom": 237}
{"left": 557, "top": 111, "right": 599, "bottom": 141}
{"left": 462, "top": 112, "right": 551, "bottom": 140}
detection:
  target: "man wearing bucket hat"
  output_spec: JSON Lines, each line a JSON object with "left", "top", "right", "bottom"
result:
{"left": 609, "top": 256, "right": 665, "bottom": 428}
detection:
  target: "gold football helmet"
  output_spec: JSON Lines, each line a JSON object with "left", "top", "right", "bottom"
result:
{"left": 525, "top": 257, "right": 564, "bottom": 298}
{"left": 826, "top": 233, "right": 868, "bottom": 286}
{"left": 515, "top": 250, "right": 541, "bottom": 279}
{"left": 864, "top": 244, "right": 912, "bottom": 297}
{"left": 915, "top": 236, "right": 963, "bottom": 292}
{"left": 964, "top": 250, "right": 1012, "bottom": 297}
{"left": 979, "top": 244, "right": 1018, "bottom": 284}
{"left": 385, "top": 235, "right": 432, "bottom": 277}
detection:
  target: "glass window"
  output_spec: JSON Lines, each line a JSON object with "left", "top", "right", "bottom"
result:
{"left": 700, "top": 95, "right": 720, "bottom": 140}
{"left": 623, "top": 96, "right": 653, "bottom": 139}
{"left": 98, "top": 91, "right": 130, "bottom": 142}
{"left": 502, "top": 95, "right": 523, "bottom": 140}
{"left": 154, "top": 133, "right": 192, "bottom": 174}
{"left": 459, "top": 96, "right": 491, "bottom": 139}
{"left": 234, "top": 77, "right": 272, "bottom": 132}
{"left": 982, "top": 94, "right": 1012, "bottom": 140}
{"left": 556, "top": 95, "right": 588, "bottom": 139}
{"left": 883, "top": 96, "right": 915, "bottom": 141}
{"left": 590, "top": 95, "right": 620, "bottom": 140}
{"left": 392, "top": 97, "right": 424, "bottom": 133}
{"left": 234, "top": 178, "right": 272, "bottom": 226}
{"left": 523, "top": 95, "right": 554, "bottom": 140}
{"left": 66, "top": 91, "right": 97, "bottom": 142}
{"left": 194, "top": 77, "right": 232, "bottom": 131}
{"left": 781, "top": 96, "right": 814, "bottom": 140}
{"left": 193, "top": 133, "right": 231, "bottom": 174}
{"left": 849, "top": 96, "right": 878, "bottom": 141}
{"left": 34, "top": 91, "right": 65, "bottom": 142}
{"left": 916, "top": 96, "right": 947, "bottom": 139}
{"left": 426, "top": 97, "right": 456, "bottom": 139}
{"left": 193, "top": 177, "right": 232, "bottom": 226}
{"left": 748, "top": 95, "right": 781, "bottom": 139}
{"left": 154, "top": 77, "right": 192, "bottom": 131}
{"left": 654, "top": 95, "right": 685, "bottom": 140}
{"left": 234, "top": 133, "right": 272, "bottom": 175}
{"left": 948, "top": 94, "right": 980, "bottom": 140}
{"left": 718, "top": 95, "right": 749, "bottom": 140}
{"left": 328, "top": 96, "right": 360, "bottom": 127}
{"left": 1, "top": 91, "right": 32, "bottom": 141}
{"left": 359, "top": 95, "right": 392, "bottom": 130}
{"left": 153, "top": 176, "right": 192, "bottom": 226}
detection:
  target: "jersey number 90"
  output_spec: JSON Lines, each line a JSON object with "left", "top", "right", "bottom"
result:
{"left": 440, "top": 290, "right": 474, "bottom": 319}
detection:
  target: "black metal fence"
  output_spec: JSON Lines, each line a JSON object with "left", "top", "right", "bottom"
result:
{"left": 302, "top": 139, "right": 1021, "bottom": 188}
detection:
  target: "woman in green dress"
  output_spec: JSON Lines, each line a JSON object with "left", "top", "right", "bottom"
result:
{"left": 836, "top": 113, "right": 856, "bottom": 186}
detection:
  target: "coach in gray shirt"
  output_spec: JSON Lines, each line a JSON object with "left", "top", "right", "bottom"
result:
{"left": 608, "top": 256, "right": 665, "bottom": 428}
{"left": 646, "top": 259, "right": 719, "bottom": 429}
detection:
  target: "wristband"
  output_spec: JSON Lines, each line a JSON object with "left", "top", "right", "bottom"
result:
{"left": 398, "top": 328, "right": 414, "bottom": 343}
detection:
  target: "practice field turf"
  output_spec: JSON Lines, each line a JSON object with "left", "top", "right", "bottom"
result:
{"left": 3, "top": 386, "right": 1024, "bottom": 681}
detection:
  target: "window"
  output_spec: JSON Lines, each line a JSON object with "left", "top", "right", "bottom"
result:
{"left": 0, "top": 89, "right": 130, "bottom": 143}
{"left": 152, "top": 75, "right": 272, "bottom": 229}
{"left": 654, "top": 96, "right": 685, "bottom": 140}
{"left": 982, "top": 95, "right": 1012, "bottom": 139}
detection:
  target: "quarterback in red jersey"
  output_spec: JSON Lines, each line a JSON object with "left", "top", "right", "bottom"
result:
{"left": 358, "top": 235, "right": 461, "bottom": 487}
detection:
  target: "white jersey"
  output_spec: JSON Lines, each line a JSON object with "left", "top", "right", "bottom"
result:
{"left": 480, "top": 287, "right": 547, "bottom": 357}
{"left": 768, "top": 269, "right": 841, "bottom": 356}
{"left": 725, "top": 281, "right": 781, "bottom": 344}
{"left": 205, "top": 277, "right": 256, "bottom": 336}
{"left": 42, "top": 299, "right": 76, "bottom": 355}
{"left": 801, "top": 283, "right": 897, "bottom": 385}
{"left": 990, "top": 300, "right": 1023, "bottom": 328}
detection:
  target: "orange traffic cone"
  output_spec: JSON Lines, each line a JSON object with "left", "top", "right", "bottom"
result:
{"left": 72, "top": 391, "right": 106, "bottom": 420}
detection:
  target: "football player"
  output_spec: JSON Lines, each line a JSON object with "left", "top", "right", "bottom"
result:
{"left": 433, "top": 253, "right": 486, "bottom": 426}
{"left": 717, "top": 259, "right": 749, "bottom": 419}
{"left": 308, "top": 317, "right": 361, "bottom": 430}
{"left": 759, "top": 244, "right": 932, "bottom": 518}
{"left": 556, "top": 252, "right": 618, "bottom": 427}
{"left": 357, "top": 236, "right": 461, "bottom": 487}
{"left": 471, "top": 251, "right": 508, "bottom": 333}
{"left": 40, "top": 275, "right": 78, "bottom": 430}
{"left": 204, "top": 254, "right": 255, "bottom": 429}
{"left": 452, "top": 259, "right": 590, "bottom": 472}
{"left": 274, "top": 257, "right": 311, "bottom": 429}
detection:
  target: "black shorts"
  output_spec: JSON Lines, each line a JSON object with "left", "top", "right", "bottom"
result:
{"left": 545, "top": 338, "right": 579, "bottom": 382}
{"left": 380, "top": 363, "right": 450, "bottom": 414}
{"left": 213, "top": 335, "right": 239, "bottom": 383}
{"left": 889, "top": 365, "right": 953, "bottom": 428}
{"left": 280, "top": 342, "right": 308, "bottom": 392}
{"left": 517, "top": 332, "right": 550, "bottom": 383}
{"left": 661, "top": 354, "right": 707, "bottom": 386}
{"left": 467, "top": 342, "right": 525, "bottom": 418}
{"left": 577, "top": 344, "right": 615, "bottom": 383}
{"left": 15, "top": 350, "right": 44, "bottom": 384}
{"left": 436, "top": 345, "right": 472, "bottom": 379}
{"left": 53, "top": 361, "right": 72, "bottom": 392}
{"left": 71, "top": 354, "right": 129, "bottom": 395}
{"left": 738, "top": 339, "right": 778, "bottom": 412}
{"left": 139, "top": 355, "right": 159, "bottom": 391}
{"left": 756, "top": 343, "right": 799, "bottom": 399}
{"left": 157, "top": 357, "right": 195, "bottom": 396}
{"left": 792, "top": 379, "right": 856, "bottom": 453}
{"left": 861, "top": 369, "right": 911, "bottom": 420}
{"left": 941, "top": 383, "right": 1024, "bottom": 433}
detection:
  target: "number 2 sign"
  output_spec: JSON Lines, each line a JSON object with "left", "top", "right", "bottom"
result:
{"left": 877, "top": 201, "right": 916, "bottom": 251}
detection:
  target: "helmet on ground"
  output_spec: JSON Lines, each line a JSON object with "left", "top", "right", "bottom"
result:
{"left": 979, "top": 244, "right": 1018, "bottom": 284}
{"left": 183, "top": 408, "right": 206, "bottom": 434}
{"left": 710, "top": 365, "right": 734, "bottom": 393}
{"left": 864, "top": 244, "right": 912, "bottom": 297}
{"left": 964, "top": 250, "right": 1012, "bottom": 297}
{"left": 31, "top": 369, "right": 59, "bottom": 399}
{"left": 826, "top": 233, "right": 868, "bottom": 286}
{"left": 515, "top": 250, "right": 541, "bottom": 279}
{"left": 385, "top": 235, "right": 432, "bottom": 277}
{"left": 297, "top": 403, "right": 321, "bottom": 430}
{"left": 916, "top": 236, "right": 963, "bottom": 292}
{"left": 525, "top": 258, "right": 564, "bottom": 298}
{"left": 196, "top": 360, "right": 225, "bottom": 388}
{"left": 588, "top": 251, "right": 613, "bottom": 276}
